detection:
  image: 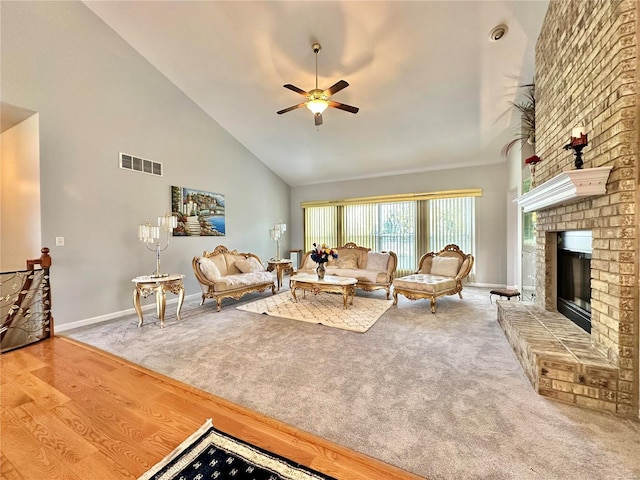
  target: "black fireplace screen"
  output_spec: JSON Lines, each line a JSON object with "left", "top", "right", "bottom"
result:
{"left": 557, "top": 248, "right": 591, "bottom": 333}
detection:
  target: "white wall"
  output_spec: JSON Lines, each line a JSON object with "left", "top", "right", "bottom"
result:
{"left": 290, "top": 163, "right": 508, "bottom": 286}
{"left": 1, "top": 2, "right": 290, "bottom": 326}
{"left": 0, "top": 114, "right": 41, "bottom": 271}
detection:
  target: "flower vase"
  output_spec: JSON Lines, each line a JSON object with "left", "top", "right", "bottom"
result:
{"left": 529, "top": 163, "right": 537, "bottom": 187}
{"left": 316, "top": 262, "right": 326, "bottom": 279}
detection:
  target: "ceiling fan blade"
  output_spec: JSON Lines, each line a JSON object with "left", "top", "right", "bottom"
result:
{"left": 323, "top": 80, "right": 349, "bottom": 97}
{"left": 329, "top": 101, "right": 359, "bottom": 114}
{"left": 314, "top": 113, "right": 323, "bottom": 126}
{"left": 277, "top": 103, "right": 306, "bottom": 115}
{"left": 283, "top": 84, "right": 309, "bottom": 96}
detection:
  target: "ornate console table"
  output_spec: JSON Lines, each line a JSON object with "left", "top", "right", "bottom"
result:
{"left": 267, "top": 259, "right": 293, "bottom": 291}
{"left": 132, "top": 273, "right": 185, "bottom": 328}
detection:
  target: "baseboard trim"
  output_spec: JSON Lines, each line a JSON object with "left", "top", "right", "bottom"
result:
{"left": 468, "top": 282, "right": 506, "bottom": 288}
{"left": 55, "top": 293, "right": 201, "bottom": 332}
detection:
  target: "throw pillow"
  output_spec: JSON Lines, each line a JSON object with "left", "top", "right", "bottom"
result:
{"left": 430, "top": 256, "right": 460, "bottom": 277}
{"left": 336, "top": 253, "right": 359, "bottom": 269}
{"left": 236, "top": 256, "right": 264, "bottom": 273}
{"left": 366, "top": 252, "right": 390, "bottom": 272}
{"left": 199, "top": 257, "right": 221, "bottom": 281}
{"left": 247, "top": 256, "right": 265, "bottom": 271}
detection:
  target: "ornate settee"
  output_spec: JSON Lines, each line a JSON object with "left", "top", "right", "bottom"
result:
{"left": 192, "top": 245, "right": 275, "bottom": 311}
{"left": 298, "top": 242, "right": 398, "bottom": 298}
{"left": 392, "top": 244, "right": 474, "bottom": 313}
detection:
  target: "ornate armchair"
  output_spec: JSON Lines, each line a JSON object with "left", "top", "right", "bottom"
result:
{"left": 392, "top": 244, "right": 474, "bottom": 313}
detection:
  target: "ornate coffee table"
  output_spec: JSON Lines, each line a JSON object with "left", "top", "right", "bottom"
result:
{"left": 289, "top": 273, "right": 357, "bottom": 309}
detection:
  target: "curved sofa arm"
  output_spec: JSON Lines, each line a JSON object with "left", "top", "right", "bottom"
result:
{"left": 192, "top": 256, "right": 213, "bottom": 286}
{"left": 455, "top": 255, "right": 474, "bottom": 281}
{"left": 381, "top": 250, "right": 398, "bottom": 280}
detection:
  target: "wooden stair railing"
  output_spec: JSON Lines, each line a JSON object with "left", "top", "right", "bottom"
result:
{"left": 26, "top": 247, "right": 52, "bottom": 270}
{"left": 0, "top": 248, "right": 53, "bottom": 353}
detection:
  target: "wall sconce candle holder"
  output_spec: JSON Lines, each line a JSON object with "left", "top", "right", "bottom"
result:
{"left": 564, "top": 126, "right": 588, "bottom": 170}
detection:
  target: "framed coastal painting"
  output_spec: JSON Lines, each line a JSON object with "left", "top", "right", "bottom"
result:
{"left": 171, "top": 186, "right": 225, "bottom": 236}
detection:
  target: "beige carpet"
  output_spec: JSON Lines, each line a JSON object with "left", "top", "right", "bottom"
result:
{"left": 236, "top": 291, "right": 392, "bottom": 332}
{"left": 62, "top": 287, "right": 640, "bottom": 479}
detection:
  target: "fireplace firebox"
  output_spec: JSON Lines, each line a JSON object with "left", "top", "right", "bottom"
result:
{"left": 557, "top": 231, "right": 592, "bottom": 333}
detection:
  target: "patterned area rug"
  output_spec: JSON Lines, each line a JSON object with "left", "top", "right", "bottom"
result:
{"left": 236, "top": 291, "right": 392, "bottom": 332}
{"left": 139, "top": 419, "right": 336, "bottom": 480}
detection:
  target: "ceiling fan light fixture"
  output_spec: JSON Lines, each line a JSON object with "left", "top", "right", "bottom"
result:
{"left": 277, "top": 41, "right": 358, "bottom": 125}
{"left": 306, "top": 98, "right": 329, "bottom": 115}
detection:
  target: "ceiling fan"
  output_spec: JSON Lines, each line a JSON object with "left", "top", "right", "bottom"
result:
{"left": 277, "top": 43, "right": 359, "bottom": 126}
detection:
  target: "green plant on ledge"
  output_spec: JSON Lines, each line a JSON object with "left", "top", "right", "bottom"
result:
{"left": 502, "top": 82, "right": 535, "bottom": 157}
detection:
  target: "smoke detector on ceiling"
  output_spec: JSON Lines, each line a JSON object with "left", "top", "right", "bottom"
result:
{"left": 489, "top": 24, "right": 508, "bottom": 42}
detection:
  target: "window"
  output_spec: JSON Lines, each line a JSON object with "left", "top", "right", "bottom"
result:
{"left": 522, "top": 178, "right": 536, "bottom": 246}
{"left": 342, "top": 203, "right": 416, "bottom": 275}
{"left": 304, "top": 206, "right": 338, "bottom": 250}
{"left": 427, "top": 197, "right": 475, "bottom": 255}
{"left": 302, "top": 189, "right": 479, "bottom": 278}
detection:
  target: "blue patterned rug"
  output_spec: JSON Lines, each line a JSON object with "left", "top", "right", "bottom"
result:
{"left": 138, "top": 419, "right": 336, "bottom": 480}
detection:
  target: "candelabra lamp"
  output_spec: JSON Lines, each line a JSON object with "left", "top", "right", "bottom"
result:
{"left": 138, "top": 212, "right": 177, "bottom": 278}
{"left": 269, "top": 220, "right": 287, "bottom": 260}
{"left": 564, "top": 126, "right": 588, "bottom": 169}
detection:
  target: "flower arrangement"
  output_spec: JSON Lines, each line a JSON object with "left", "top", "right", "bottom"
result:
{"left": 310, "top": 243, "right": 338, "bottom": 264}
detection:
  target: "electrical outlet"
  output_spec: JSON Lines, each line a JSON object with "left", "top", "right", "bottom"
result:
{"left": 56, "top": 237, "right": 65, "bottom": 247}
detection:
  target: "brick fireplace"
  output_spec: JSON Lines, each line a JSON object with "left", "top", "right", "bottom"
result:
{"left": 502, "top": 168, "right": 628, "bottom": 415}
{"left": 500, "top": 0, "right": 639, "bottom": 419}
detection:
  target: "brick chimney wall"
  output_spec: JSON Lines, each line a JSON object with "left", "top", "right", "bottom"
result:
{"left": 534, "top": 0, "right": 638, "bottom": 417}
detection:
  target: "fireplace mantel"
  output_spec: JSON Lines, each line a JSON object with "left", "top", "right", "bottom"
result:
{"left": 515, "top": 167, "right": 613, "bottom": 213}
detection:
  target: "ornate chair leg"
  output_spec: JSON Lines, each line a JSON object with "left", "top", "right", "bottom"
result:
{"left": 430, "top": 297, "right": 437, "bottom": 314}
{"left": 216, "top": 298, "right": 222, "bottom": 312}
{"left": 392, "top": 290, "right": 399, "bottom": 305}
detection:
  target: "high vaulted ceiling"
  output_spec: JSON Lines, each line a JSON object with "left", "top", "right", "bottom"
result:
{"left": 84, "top": 1, "right": 548, "bottom": 187}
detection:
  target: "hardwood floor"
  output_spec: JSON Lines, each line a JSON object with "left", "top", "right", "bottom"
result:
{"left": 0, "top": 337, "right": 424, "bottom": 480}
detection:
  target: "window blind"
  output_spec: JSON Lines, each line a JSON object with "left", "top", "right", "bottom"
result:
{"left": 304, "top": 207, "right": 338, "bottom": 252}
{"left": 302, "top": 190, "right": 477, "bottom": 279}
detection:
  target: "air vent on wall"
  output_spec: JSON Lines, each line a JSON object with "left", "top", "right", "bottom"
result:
{"left": 119, "top": 152, "right": 163, "bottom": 177}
